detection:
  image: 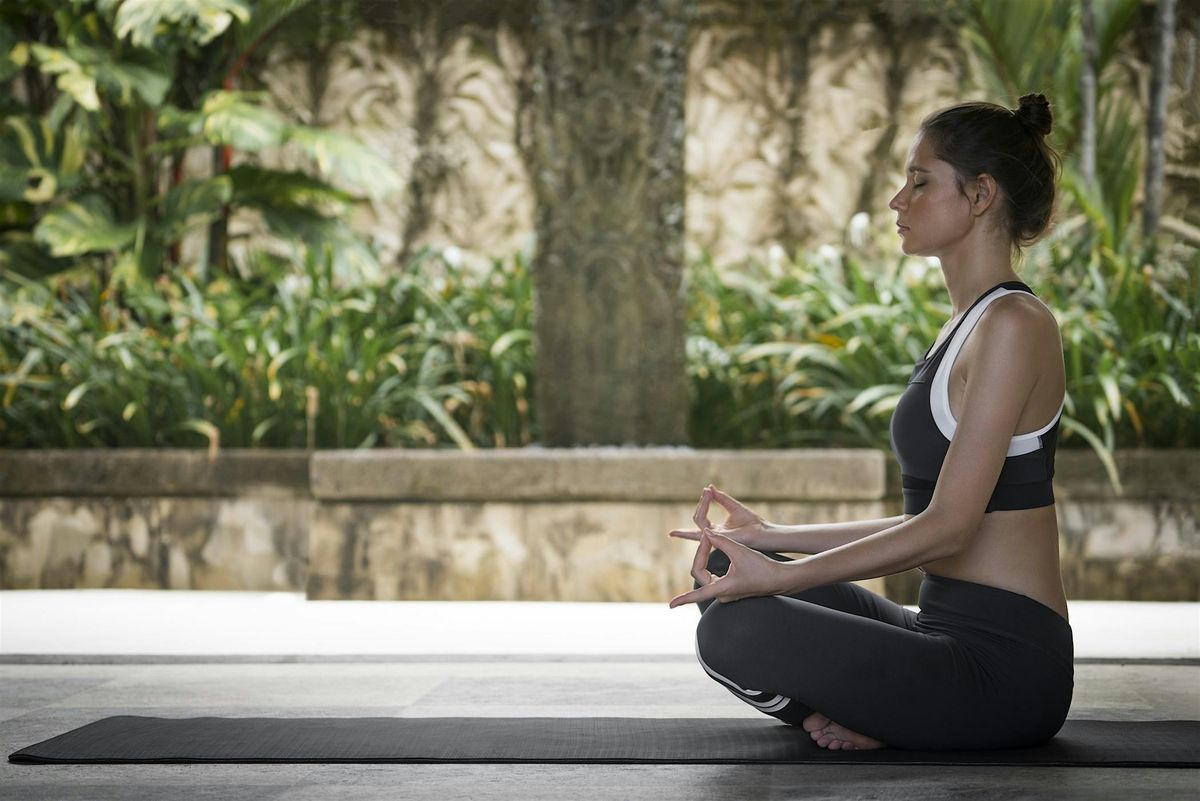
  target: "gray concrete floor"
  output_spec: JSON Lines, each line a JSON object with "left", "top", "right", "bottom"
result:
{"left": 2, "top": 658, "right": 1198, "bottom": 800}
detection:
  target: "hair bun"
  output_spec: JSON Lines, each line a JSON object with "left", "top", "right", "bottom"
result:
{"left": 1015, "top": 93, "right": 1052, "bottom": 137}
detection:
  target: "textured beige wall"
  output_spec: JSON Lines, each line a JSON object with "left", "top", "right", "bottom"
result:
{"left": 1, "top": 449, "right": 1196, "bottom": 601}
{"left": 199, "top": 10, "right": 963, "bottom": 278}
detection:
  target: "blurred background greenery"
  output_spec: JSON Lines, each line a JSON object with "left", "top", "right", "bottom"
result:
{"left": 1, "top": 0, "right": 1196, "bottom": 497}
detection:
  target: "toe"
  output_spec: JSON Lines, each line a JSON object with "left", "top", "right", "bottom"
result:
{"left": 802, "top": 713, "right": 830, "bottom": 733}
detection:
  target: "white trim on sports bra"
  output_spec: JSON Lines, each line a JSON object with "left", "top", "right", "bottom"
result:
{"left": 930, "top": 287, "right": 1065, "bottom": 456}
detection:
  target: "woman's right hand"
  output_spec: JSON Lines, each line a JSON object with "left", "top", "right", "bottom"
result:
{"left": 667, "top": 483, "right": 772, "bottom": 550}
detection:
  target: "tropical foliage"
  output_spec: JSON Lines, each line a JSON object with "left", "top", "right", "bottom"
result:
{"left": 0, "top": 0, "right": 398, "bottom": 286}
{"left": 3, "top": 238, "right": 1195, "bottom": 480}
{"left": 959, "top": 0, "right": 1155, "bottom": 257}
{"left": 0, "top": 0, "right": 1195, "bottom": 501}
{"left": 0, "top": 247, "right": 535, "bottom": 451}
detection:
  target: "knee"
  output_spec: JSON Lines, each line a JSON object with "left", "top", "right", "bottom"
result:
{"left": 695, "top": 595, "right": 775, "bottom": 671}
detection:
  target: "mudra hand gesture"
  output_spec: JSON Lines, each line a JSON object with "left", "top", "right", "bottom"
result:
{"left": 667, "top": 483, "right": 771, "bottom": 548}
{"left": 667, "top": 484, "right": 790, "bottom": 609}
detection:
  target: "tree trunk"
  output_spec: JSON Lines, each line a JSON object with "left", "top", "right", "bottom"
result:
{"left": 529, "top": 0, "right": 691, "bottom": 446}
{"left": 1143, "top": 0, "right": 1176, "bottom": 242}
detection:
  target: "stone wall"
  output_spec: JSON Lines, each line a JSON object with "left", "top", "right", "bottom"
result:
{"left": 0, "top": 451, "right": 312, "bottom": 593}
{"left": 0, "top": 448, "right": 1196, "bottom": 601}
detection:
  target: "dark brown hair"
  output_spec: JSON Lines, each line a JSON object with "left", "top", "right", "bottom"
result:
{"left": 918, "top": 93, "right": 1063, "bottom": 257}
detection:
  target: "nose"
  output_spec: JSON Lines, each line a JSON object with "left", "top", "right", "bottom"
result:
{"left": 888, "top": 189, "right": 904, "bottom": 212}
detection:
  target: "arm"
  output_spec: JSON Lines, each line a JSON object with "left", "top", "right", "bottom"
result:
{"left": 755, "top": 514, "right": 908, "bottom": 555}
{"left": 773, "top": 300, "right": 1045, "bottom": 595}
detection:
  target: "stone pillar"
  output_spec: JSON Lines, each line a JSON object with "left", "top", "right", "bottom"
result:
{"left": 529, "top": 0, "right": 691, "bottom": 445}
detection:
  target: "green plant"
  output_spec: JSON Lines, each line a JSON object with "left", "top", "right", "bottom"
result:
{"left": 684, "top": 233, "right": 1198, "bottom": 493}
{"left": 0, "top": 246, "right": 538, "bottom": 450}
{"left": 0, "top": 0, "right": 398, "bottom": 286}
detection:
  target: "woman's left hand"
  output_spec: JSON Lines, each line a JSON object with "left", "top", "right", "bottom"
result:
{"left": 668, "top": 528, "right": 791, "bottom": 609}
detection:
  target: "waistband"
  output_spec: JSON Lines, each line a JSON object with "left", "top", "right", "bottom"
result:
{"left": 902, "top": 474, "right": 1055, "bottom": 515}
{"left": 917, "top": 572, "right": 1073, "bottom": 667}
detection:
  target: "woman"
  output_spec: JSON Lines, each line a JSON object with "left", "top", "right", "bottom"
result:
{"left": 667, "top": 93, "right": 1072, "bottom": 752}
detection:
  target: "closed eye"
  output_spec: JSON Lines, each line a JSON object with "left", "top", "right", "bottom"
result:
{"left": 914, "top": 182, "right": 925, "bottom": 188}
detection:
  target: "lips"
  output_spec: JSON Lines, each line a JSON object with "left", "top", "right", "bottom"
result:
{"left": 897, "top": 223, "right": 909, "bottom": 232}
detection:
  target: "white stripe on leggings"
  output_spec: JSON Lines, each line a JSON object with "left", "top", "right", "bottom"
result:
{"left": 694, "top": 635, "right": 792, "bottom": 713}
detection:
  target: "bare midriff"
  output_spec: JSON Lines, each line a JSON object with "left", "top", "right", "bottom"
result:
{"left": 904, "top": 506, "right": 1069, "bottom": 622}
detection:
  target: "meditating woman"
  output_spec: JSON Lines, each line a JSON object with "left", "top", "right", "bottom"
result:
{"left": 667, "top": 93, "right": 1072, "bottom": 751}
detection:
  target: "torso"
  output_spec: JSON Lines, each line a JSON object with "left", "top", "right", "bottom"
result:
{"left": 904, "top": 294, "right": 1070, "bottom": 623}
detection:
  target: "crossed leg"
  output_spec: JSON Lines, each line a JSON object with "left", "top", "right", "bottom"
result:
{"left": 693, "top": 548, "right": 923, "bottom": 750}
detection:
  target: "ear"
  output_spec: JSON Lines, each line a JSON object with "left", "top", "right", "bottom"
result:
{"left": 967, "top": 173, "right": 1000, "bottom": 218}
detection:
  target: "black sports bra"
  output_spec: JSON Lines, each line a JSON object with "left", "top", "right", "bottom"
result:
{"left": 889, "top": 281, "right": 1062, "bottom": 516}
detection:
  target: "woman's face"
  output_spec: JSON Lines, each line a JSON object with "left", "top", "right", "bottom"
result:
{"left": 888, "top": 132, "right": 975, "bottom": 258}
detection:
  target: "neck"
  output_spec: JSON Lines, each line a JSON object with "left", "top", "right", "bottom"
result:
{"left": 936, "top": 242, "right": 1022, "bottom": 318}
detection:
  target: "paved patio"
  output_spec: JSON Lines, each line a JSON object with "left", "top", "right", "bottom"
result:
{"left": 1, "top": 591, "right": 1197, "bottom": 800}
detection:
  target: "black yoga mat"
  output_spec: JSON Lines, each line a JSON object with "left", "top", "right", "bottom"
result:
{"left": 9, "top": 716, "right": 1200, "bottom": 767}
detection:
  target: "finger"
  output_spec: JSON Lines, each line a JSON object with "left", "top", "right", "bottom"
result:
{"left": 667, "top": 528, "right": 702, "bottom": 541}
{"left": 692, "top": 487, "right": 712, "bottom": 529}
{"left": 709, "top": 485, "right": 739, "bottom": 511}
{"left": 692, "top": 530, "right": 713, "bottom": 570}
{"left": 705, "top": 529, "right": 738, "bottom": 555}
{"left": 690, "top": 531, "right": 714, "bottom": 584}
{"left": 669, "top": 581, "right": 719, "bottom": 609}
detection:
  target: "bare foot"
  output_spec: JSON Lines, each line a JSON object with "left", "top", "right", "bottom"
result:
{"left": 801, "top": 711, "right": 886, "bottom": 751}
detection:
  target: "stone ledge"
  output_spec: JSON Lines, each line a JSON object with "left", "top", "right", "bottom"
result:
{"left": 308, "top": 447, "right": 889, "bottom": 501}
{"left": 1052, "top": 449, "right": 1200, "bottom": 500}
{"left": 0, "top": 449, "right": 311, "bottom": 498}
{"left": 1, "top": 447, "right": 1194, "bottom": 502}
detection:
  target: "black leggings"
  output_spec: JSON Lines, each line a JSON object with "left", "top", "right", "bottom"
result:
{"left": 693, "top": 548, "right": 1074, "bottom": 750}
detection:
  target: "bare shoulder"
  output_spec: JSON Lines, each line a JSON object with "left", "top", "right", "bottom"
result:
{"left": 975, "top": 291, "right": 1062, "bottom": 356}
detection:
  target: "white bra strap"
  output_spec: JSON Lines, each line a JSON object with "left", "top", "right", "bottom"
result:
{"left": 930, "top": 288, "right": 1064, "bottom": 456}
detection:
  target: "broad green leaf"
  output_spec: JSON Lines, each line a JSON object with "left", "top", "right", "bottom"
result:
{"left": 227, "top": 165, "right": 351, "bottom": 211}
{"left": 157, "top": 103, "right": 205, "bottom": 139}
{"left": 33, "top": 194, "right": 137, "bottom": 256}
{"left": 160, "top": 175, "right": 233, "bottom": 238}
{"left": 201, "top": 91, "right": 287, "bottom": 152}
{"left": 28, "top": 45, "right": 100, "bottom": 111}
{"left": 96, "top": 53, "right": 171, "bottom": 106}
{"left": 21, "top": 168, "right": 56, "bottom": 203}
{"left": 0, "top": 235, "right": 76, "bottom": 279}
{"left": 226, "top": 164, "right": 381, "bottom": 286}
{"left": 4, "top": 117, "right": 47, "bottom": 168}
{"left": 0, "top": 116, "right": 87, "bottom": 204}
{"left": 58, "top": 119, "right": 88, "bottom": 178}
{"left": 285, "top": 127, "right": 404, "bottom": 200}
{"left": 0, "top": 163, "right": 32, "bottom": 203}
{"left": 113, "top": 0, "right": 252, "bottom": 48}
